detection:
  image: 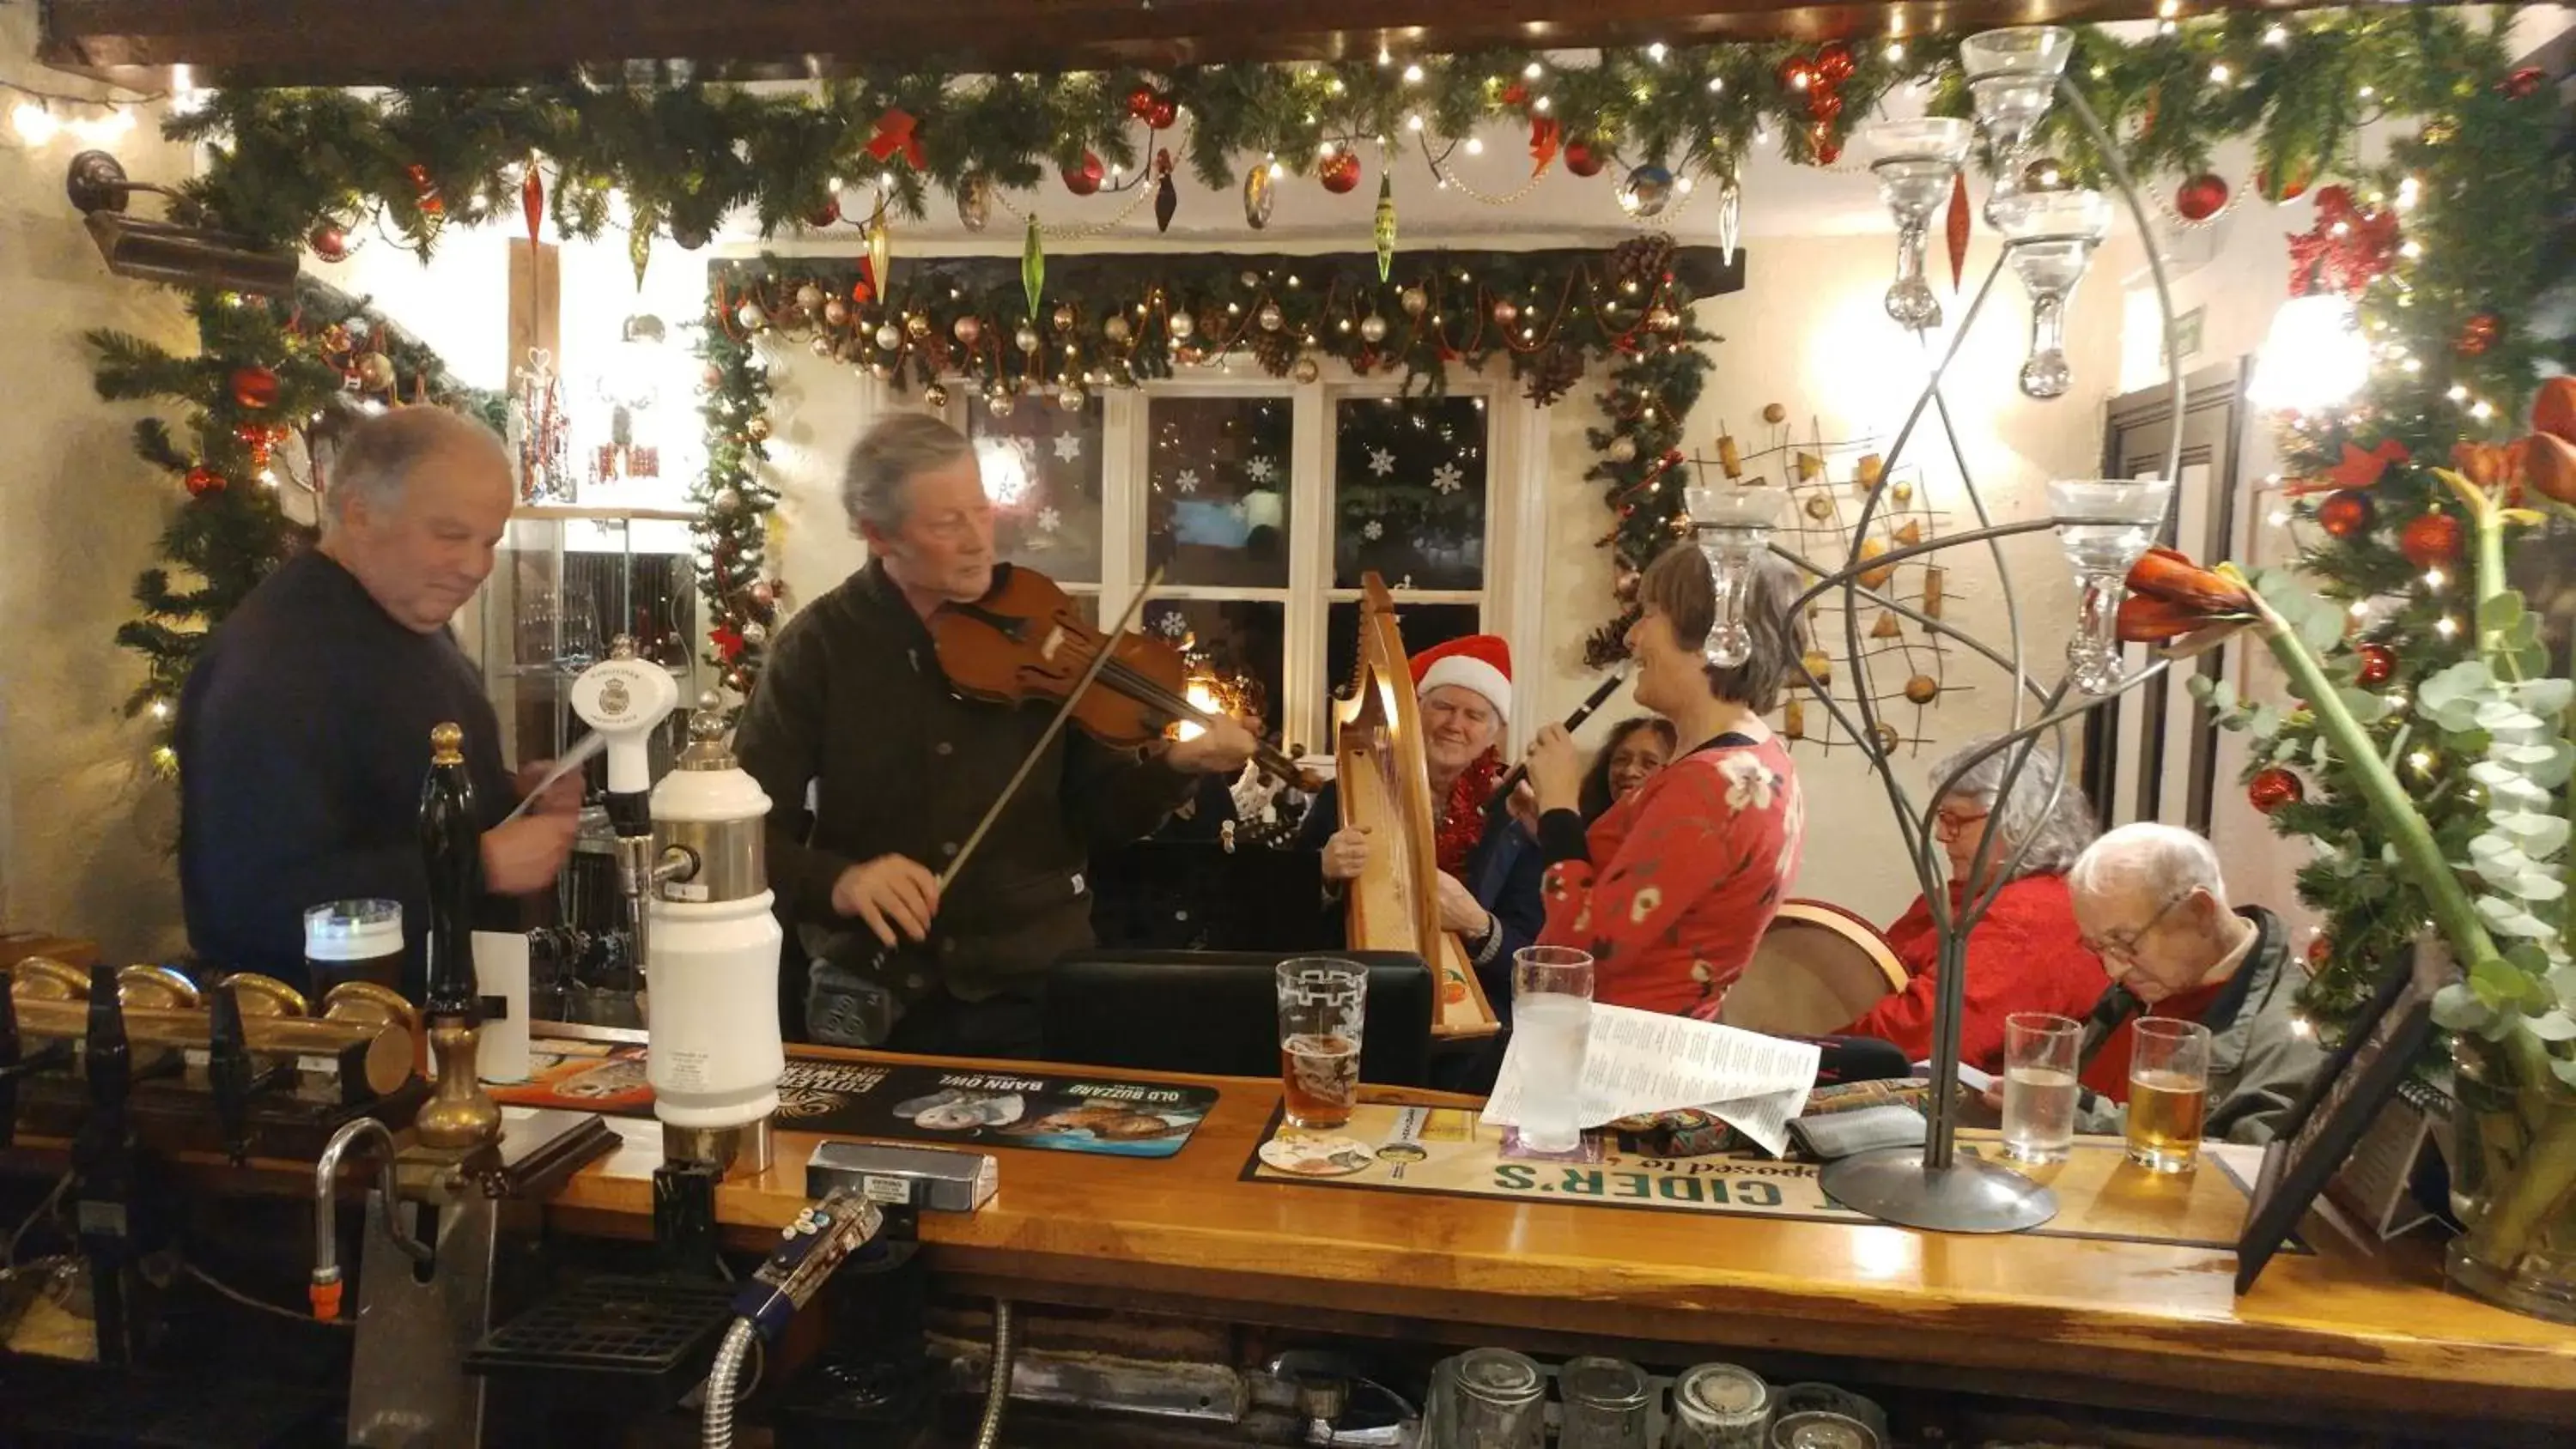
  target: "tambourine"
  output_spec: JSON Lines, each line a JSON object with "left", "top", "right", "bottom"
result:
{"left": 1717, "top": 900, "right": 1908, "bottom": 1037}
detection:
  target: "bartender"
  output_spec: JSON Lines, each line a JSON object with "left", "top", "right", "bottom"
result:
{"left": 733, "top": 413, "right": 1255, "bottom": 1058}
{"left": 176, "top": 409, "right": 583, "bottom": 1001}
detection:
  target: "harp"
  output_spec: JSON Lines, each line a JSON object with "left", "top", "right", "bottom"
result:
{"left": 1333, "top": 574, "right": 1500, "bottom": 1040}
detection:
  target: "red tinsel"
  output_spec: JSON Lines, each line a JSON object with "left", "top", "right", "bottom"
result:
{"left": 1435, "top": 750, "right": 1506, "bottom": 876}
{"left": 2286, "top": 186, "right": 2402, "bottom": 297}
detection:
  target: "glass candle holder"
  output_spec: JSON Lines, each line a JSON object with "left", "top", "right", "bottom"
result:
{"left": 1682, "top": 484, "right": 1783, "bottom": 668}
{"left": 1996, "top": 189, "right": 2113, "bottom": 400}
{"left": 1960, "top": 26, "right": 2074, "bottom": 227}
{"left": 2047, "top": 478, "right": 2174, "bottom": 694}
{"left": 1862, "top": 118, "right": 1975, "bottom": 331}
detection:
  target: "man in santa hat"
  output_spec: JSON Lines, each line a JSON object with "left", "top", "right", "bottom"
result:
{"left": 1295, "top": 635, "right": 1544, "bottom": 1034}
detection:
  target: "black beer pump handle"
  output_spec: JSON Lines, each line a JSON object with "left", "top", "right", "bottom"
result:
{"left": 419, "top": 722, "right": 483, "bottom": 1021}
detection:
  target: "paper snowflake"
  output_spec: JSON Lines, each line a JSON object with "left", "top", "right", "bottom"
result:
{"left": 1036, "top": 506, "right": 1062, "bottom": 533}
{"left": 1175, "top": 469, "right": 1201, "bottom": 494}
{"left": 1431, "top": 463, "right": 1463, "bottom": 494}
{"left": 1156, "top": 612, "right": 1190, "bottom": 639}
{"left": 1247, "top": 456, "right": 1276, "bottom": 484}
{"left": 1363, "top": 520, "right": 1384, "bottom": 541}
{"left": 1367, "top": 448, "right": 1396, "bottom": 476}
{"left": 1053, "top": 432, "right": 1084, "bottom": 463}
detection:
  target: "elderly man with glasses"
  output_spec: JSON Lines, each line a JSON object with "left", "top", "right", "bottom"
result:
{"left": 2062, "top": 821, "right": 2328, "bottom": 1144}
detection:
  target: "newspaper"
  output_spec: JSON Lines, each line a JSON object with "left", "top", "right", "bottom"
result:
{"left": 1479, "top": 1003, "right": 1821, "bottom": 1157}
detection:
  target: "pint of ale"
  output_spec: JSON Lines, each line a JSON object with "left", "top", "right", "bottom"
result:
{"left": 1276, "top": 959, "right": 1366, "bottom": 1130}
{"left": 2124, "top": 1018, "right": 2213, "bottom": 1173}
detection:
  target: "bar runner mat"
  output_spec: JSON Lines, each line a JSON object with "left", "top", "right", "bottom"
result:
{"left": 1242, "top": 1103, "right": 2283, "bottom": 1251}
{"left": 489, "top": 1040, "right": 1215, "bottom": 1160}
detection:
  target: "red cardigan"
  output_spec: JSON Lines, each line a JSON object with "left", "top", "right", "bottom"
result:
{"left": 1539, "top": 736, "right": 1805, "bottom": 1016}
{"left": 1840, "top": 873, "right": 2109, "bottom": 1076}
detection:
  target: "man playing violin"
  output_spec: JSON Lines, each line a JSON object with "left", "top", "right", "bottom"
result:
{"left": 735, "top": 414, "right": 1256, "bottom": 1058}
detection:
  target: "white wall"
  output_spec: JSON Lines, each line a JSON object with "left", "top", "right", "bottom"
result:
{"left": 1532, "top": 232, "right": 2131, "bottom": 924}
{"left": 0, "top": 6, "right": 200, "bottom": 960}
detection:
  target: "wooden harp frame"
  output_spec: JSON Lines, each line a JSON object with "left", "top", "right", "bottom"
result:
{"left": 1332, "top": 574, "right": 1499, "bottom": 1039}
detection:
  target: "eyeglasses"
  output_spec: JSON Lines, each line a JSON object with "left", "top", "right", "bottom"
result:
{"left": 2081, "top": 889, "right": 2191, "bottom": 961}
{"left": 1933, "top": 808, "right": 1990, "bottom": 840}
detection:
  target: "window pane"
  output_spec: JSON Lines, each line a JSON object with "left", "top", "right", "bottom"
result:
{"left": 1143, "top": 596, "right": 1286, "bottom": 743}
{"left": 1333, "top": 397, "right": 1489, "bottom": 591}
{"left": 1323, "top": 601, "right": 1483, "bottom": 731}
{"left": 966, "top": 392, "right": 1104, "bottom": 585}
{"left": 1145, "top": 396, "right": 1293, "bottom": 588}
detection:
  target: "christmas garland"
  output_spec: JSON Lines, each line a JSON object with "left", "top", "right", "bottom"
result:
{"left": 88, "top": 282, "right": 501, "bottom": 774}
{"left": 691, "top": 240, "right": 1713, "bottom": 690}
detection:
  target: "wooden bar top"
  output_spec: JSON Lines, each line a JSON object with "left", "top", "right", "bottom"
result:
{"left": 543, "top": 1046, "right": 2576, "bottom": 1431}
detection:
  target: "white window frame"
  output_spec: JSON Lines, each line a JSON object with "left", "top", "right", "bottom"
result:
{"left": 951, "top": 361, "right": 1543, "bottom": 757}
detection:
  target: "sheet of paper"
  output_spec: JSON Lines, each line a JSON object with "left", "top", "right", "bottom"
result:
{"left": 1481, "top": 1003, "right": 1821, "bottom": 1157}
{"left": 501, "top": 732, "right": 606, "bottom": 822}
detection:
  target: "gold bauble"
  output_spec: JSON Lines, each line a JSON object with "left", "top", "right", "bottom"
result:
{"left": 1400, "top": 287, "right": 1428, "bottom": 318}
{"left": 906, "top": 313, "right": 932, "bottom": 340}
{"left": 1761, "top": 403, "right": 1787, "bottom": 425}
{"left": 1905, "top": 674, "right": 1941, "bottom": 705}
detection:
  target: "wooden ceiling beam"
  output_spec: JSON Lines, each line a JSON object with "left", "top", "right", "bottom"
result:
{"left": 39, "top": 0, "right": 2416, "bottom": 88}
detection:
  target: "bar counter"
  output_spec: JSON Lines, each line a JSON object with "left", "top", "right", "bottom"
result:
{"left": 533, "top": 1045, "right": 2576, "bottom": 1440}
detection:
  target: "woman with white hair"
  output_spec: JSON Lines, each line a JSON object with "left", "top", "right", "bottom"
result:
{"left": 1837, "top": 736, "right": 2110, "bottom": 1075}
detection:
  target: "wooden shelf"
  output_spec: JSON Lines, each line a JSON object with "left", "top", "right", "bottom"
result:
{"left": 511, "top": 504, "right": 699, "bottom": 524}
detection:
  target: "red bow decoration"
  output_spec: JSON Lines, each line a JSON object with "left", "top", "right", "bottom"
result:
{"left": 2287, "top": 185, "right": 2402, "bottom": 298}
{"left": 2329, "top": 438, "right": 2410, "bottom": 488}
{"left": 867, "top": 108, "right": 926, "bottom": 170}
{"left": 710, "top": 624, "right": 746, "bottom": 663}
{"left": 1501, "top": 82, "right": 1529, "bottom": 107}
{"left": 1529, "top": 115, "right": 1561, "bottom": 178}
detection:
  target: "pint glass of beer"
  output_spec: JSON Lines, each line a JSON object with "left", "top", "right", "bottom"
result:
{"left": 2125, "top": 1017, "right": 2212, "bottom": 1173}
{"left": 1276, "top": 958, "right": 1366, "bottom": 1130}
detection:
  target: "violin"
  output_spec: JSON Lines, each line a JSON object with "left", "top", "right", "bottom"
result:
{"left": 928, "top": 565, "right": 1318, "bottom": 788}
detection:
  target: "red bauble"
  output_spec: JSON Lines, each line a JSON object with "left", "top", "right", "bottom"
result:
{"left": 404, "top": 162, "right": 443, "bottom": 217}
{"left": 229, "top": 366, "right": 280, "bottom": 410}
{"left": 1807, "top": 90, "right": 1844, "bottom": 124}
{"left": 1062, "top": 152, "right": 1104, "bottom": 197}
{"left": 804, "top": 197, "right": 841, "bottom": 228}
{"left": 2502, "top": 67, "right": 2546, "bottom": 100}
{"left": 1126, "top": 85, "right": 1161, "bottom": 121}
{"left": 2355, "top": 642, "right": 2397, "bottom": 688}
{"left": 1146, "top": 98, "right": 1177, "bottom": 130}
{"left": 1319, "top": 149, "right": 1362, "bottom": 195}
{"left": 1564, "top": 137, "right": 1607, "bottom": 179}
{"left": 2400, "top": 512, "right": 2464, "bottom": 568}
{"left": 2174, "top": 173, "right": 2230, "bottom": 222}
{"left": 2456, "top": 312, "right": 2500, "bottom": 357}
{"left": 1775, "top": 58, "right": 1817, "bottom": 93}
{"left": 1813, "top": 129, "right": 1842, "bottom": 167}
{"left": 2317, "top": 488, "right": 2375, "bottom": 539}
{"left": 184, "top": 466, "right": 225, "bottom": 498}
{"left": 307, "top": 223, "right": 349, "bottom": 263}
{"left": 1815, "top": 41, "right": 1856, "bottom": 85}
{"left": 2249, "top": 767, "right": 2304, "bottom": 815}
{"left": 2306, "top": 936, "right": 2332, "bottom": 968}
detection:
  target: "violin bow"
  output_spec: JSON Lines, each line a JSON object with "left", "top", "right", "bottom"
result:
{"left": 937, "top": 567, "right": 1163, "bottom": 892}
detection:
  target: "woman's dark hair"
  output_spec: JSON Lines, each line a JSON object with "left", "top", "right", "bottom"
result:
{"left": 1635, "top": 543, "right": 1810, "bottom": 713}
{"left": 1579, "top": 715, "right": 1680, "bottom": 821}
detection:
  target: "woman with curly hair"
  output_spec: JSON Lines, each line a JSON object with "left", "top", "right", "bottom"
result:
{"left": 1521, "top": 546, "right": 1807, "bottom": 1016}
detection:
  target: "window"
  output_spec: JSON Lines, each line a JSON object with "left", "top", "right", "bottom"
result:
{"left": 957, "top": 372, "right": 1531, "bottom": 755}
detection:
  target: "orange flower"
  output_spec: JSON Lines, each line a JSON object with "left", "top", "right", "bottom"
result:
{"left": 2118, "top": 547, "right": 2256, "bottom": 644}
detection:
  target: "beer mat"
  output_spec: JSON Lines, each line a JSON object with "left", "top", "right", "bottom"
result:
{"left": 1242, "top": 1103, "right": 2294, "bottom": 1252}
{"left": 489, "top": 1043, "right": 1216, "bottom": 1160}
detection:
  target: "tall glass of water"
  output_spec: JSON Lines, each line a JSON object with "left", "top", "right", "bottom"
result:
{"left": 1277, "top": 958, "right": 1366, "bottom": 1130}
{"left": 1511, "top": 946, "right": 1595, "bottom": 1154}
{"left": 2046, "top": 479, "right": 2173, "bottom": 695}
{"left": 2001, "top": 1012, "right": 2082, "bottom": 1164}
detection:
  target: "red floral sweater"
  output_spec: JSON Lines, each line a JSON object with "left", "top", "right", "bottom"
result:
{"left": 1538, "top": 735, "right": 1805, "bottom": 1016}
{"left": 1839, "top": 873, "right": 2109, "bottom": 1076}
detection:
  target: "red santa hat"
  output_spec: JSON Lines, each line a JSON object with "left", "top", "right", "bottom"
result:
{"left": 1411, "top": 635, "right": 1512, "bottom": 722}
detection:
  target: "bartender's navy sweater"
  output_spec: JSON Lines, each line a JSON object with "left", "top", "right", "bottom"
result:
{"left": 176, "top": 549, "right": 519, "bottom": 999}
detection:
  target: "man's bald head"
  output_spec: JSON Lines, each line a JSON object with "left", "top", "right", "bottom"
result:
{"left": 320, "top": 409, "right": 513, "bottom": 633}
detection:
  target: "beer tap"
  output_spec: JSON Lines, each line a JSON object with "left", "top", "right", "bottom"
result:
{"left": 71, "top": 962, "right": 148, "bottom": 1367}
{"left": 206, "top": 981, "right": 289, "bottom": 1167}
{"left": 414, "top": 723, "right": 501, "bottom": 1152}
{"left": 568, "top": 637, "right": 684, "bottom": 1000}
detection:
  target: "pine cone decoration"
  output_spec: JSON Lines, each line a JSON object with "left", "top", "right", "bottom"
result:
{"left": 1584, "top": 606, "right": 1641, "bottom": 669}
{"left": 1250, "top": 324, "right": 1299, "bottom": 377}
{"left": 1522, "top": 343, "right": 1585, "bottom": 405}
{"left": 1609, "top": 235, "right": 1675, "bottom": 290}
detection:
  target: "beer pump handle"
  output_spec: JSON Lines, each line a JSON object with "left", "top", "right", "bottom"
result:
{"left": 208, "top": 982, "right": 257, "bottom": 1166}
{"left": 419, "top": 723, "right": 483, "bottom": 1021}
{"left": 0, "top": 980, "right": 20, "bottom": 1149}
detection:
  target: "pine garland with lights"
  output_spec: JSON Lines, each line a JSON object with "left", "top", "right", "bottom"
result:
{"left": 693, "top": 243, "right": 1710, "bottom": 689}
{"left": 159, "top": 13, "right": 2524, "bottom": 263}
{"left": 2201, "top": 30, "right": 2574, "bottom": 1046}
{"left": 88, "top": 282, "right": 500, "bottom": 773}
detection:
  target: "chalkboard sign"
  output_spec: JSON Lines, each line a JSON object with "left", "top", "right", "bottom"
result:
{"left": 2235, "top": 943, "right": 2451, "bottom": 1294}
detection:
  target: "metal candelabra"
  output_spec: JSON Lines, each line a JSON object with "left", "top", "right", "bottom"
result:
{"left": 1690, "top": 36, "right": 2188, "bottom": 1234}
